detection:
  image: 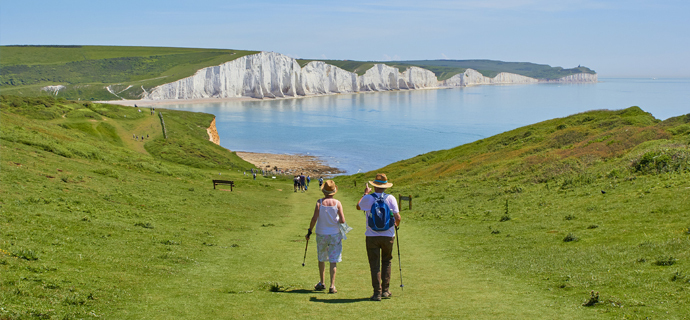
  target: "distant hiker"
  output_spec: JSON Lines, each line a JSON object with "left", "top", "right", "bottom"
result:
{"left": 300, "top": 173, "right": 307, "bottom": 192}
{"left": 319, "top": 177, "right": 324, "bottom": 187}
{"left": 147, "top": 134, "right": 149, "bottom": 138}
{"left": 356, "top": 173, "right": 401, "bottom": 301}
{"left": 294, "top": 175, "right": 300, "bottom": 192}
{"left": 307, "top": 175, "right": 311, "bottom": 187}
{"left": 253, "top": 172, "right": 257, "bottom": 180}
{"left": 306, "top": 180, "right": 347, "bottom": 294}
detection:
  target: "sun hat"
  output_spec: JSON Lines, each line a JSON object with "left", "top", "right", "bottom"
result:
{"left": 369, "top": 173, "right": 393, "bottom": 188}
{"left": 321, "top": 180, "right": 338, "bottom": 195}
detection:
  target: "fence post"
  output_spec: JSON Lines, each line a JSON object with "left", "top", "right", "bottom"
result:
{"left": 398, "top": 194, "right": 412, "bottom": 210}
{"left": 159, "top": 111, "right": 168, "bottom": 139}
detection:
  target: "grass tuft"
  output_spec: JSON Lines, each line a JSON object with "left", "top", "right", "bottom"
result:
{"left": 582, "top": 291, "right": 599, "bottom": 307}
{"left": 654, "top": 257, "right": 677, "bottom": 266}
{"left": 563, "top": 233, "right": 579, "bottom": 242}
{"left": 134, "top": 222, "right": 154, "bottom": 229}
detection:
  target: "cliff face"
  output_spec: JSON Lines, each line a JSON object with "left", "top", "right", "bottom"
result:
{"left": 440, "top": 69, "right": 539, "bottom": 87}
{"left": 301, "top": 61, "right": 358, "bottom": 94}
{"left": 542, "top": 73, "right": 598, "bottom": 83}
{"left": 146, "top": 52, "right": 596, "bottom": 100}
{"left": 147, "top": 52, "right": 304, "bottom": 100}
{"left": 207, "top": 118, "right": 220, "bottom": 145}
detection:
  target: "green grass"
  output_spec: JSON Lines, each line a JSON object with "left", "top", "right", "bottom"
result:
{"left": 1, "top": 96, "right": 688, "bottom": 319}
{"left": 0, "top": 45, "right": 258, "bottom": 100}
{"left": 2, "top": 46, "right": 595, "bottom": 101}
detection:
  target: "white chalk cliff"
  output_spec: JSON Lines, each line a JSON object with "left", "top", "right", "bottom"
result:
{"left": 145, "top": 52, "right": 596, "bottom": 100}
{"left": 440, "top": 69, "right": 540, "bottom": 87}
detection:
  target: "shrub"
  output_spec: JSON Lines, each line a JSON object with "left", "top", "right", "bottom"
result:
{"left": 632, "top": 149, "right": 690, "bottom": 174}
{"left": 654, "top": 257, "right": 677, "bottom": 266}
{"left": 563, "top": 233, "right": 578, "bottom": 242}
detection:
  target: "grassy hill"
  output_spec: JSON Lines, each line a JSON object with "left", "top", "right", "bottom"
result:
{"left": 341, "top": 107, "right": 690, "bottom": 318}
{"left": 296, "top": 58, "right": 595, "bottom": 81}
{"left": 395, "top": 60, "right": 596, "bottom": 80}
{"left": 0, "top": 46, "right": 258, "bottom": 101}
{"left": 1, "top": 96, "right": 688, "bottom": 319}
{"left": 1, "top": 45, "right": 595, "bottom": 102}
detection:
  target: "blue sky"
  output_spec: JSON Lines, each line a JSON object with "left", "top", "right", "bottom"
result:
{"left": 1, "top": 0, "right": 688, "bottom": 77}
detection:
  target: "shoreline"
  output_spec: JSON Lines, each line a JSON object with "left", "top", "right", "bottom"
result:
{"left": 202, "top": 118, "right": 345, "bottom": 177}
{"left": 96, "top": 86, "right": 451, "bottom": 107}
{"left": 235, "top": 151, "right": 344, "bottom": 178}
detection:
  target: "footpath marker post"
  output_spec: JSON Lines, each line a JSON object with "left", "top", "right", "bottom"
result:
{"left": 398, "top": 194, "right": 412, "bottom": 210}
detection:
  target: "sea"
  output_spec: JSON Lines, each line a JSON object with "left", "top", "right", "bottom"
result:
{"left": 159, "top": 78, "right": 689, "bottom": 175}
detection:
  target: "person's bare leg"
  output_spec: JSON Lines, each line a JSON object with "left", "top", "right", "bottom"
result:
{"left": 329, "top": 262, "right": 337, "bottom": 289}
{"left": 318, "top": 261, "right": 326, "bottom": 285}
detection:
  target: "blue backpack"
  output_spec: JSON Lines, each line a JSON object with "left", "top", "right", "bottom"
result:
{"left": 368, "top": 193, "right": 395, "bottom": 231}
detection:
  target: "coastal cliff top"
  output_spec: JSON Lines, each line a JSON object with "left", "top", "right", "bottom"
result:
{"left": 1, "top": 45, "right": 595, "bottom": 100}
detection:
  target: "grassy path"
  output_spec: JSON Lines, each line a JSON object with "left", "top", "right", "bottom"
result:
{"left": 125, "top": 186, "right": 597, "bottom": 319}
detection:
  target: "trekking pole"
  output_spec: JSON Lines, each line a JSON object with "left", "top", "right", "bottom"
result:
{"left": 395, "top": 226, "right": 404, "bottom": 292}
{"left": 302, "top": 230, "right": 311, "bottom": 267}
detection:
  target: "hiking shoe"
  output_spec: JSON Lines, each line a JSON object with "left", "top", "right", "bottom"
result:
{"left": 370, "top": 294, "right": 382, "bottom": 301}
{"left": 328, "top": 287, "right": 337, "bottom": 294}
{"left": 314, "top": 282, "right": 325, "bottom": 291}
{"left": 382, "top": 291, "right": 392, "bottom": 298}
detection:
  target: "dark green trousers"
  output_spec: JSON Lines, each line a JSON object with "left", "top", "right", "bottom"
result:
{"left": 366, "top": 236, "right": 394, "bottom": 295}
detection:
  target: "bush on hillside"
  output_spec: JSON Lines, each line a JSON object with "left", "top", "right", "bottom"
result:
{"left": 0, "top": 95, "right": 72, "bottom": 119}
{"left": 632, "top": 149, "right": 690, "bottom": 174}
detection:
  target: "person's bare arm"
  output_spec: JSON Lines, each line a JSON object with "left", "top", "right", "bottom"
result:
{"left": 306, "top": 201, "right": 320, "bottom": 239}
{"left": 337, "top": 201, "right": 346, "bottom": 224}
{"left": 356, "top": 183, "right": 372, "bottom": 210}
{"left": 394, "top": 211, "right": 401, "bottom": 227}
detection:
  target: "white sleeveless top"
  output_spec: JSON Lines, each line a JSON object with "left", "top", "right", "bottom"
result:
{"left": 315, "top": 199, "right": 340, "bottom": 235}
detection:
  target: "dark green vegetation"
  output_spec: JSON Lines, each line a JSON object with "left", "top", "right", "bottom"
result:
{"left": 2, "top": 96, "right": 688, "bottom": 319}
{"left": 0, "top": 46, "right": 258, "bottom": 100}
{"left": 297, "top": 58, "right": 595, "bottom": 80}
{"left": 396, "top": 60, "right": 596, "bottom": 80}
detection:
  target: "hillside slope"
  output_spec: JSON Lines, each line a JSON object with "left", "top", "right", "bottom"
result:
{"left": 340, "top": 107, "right": 690, "bottom": 318}
{"left": 1, "top": 45, "right": 595, "bottom": 101}
{"left": 2, "top": 97, "right": 688, "bottom": 319}
{"left": 0, "top": 46, "right": 259, "bottom": 100}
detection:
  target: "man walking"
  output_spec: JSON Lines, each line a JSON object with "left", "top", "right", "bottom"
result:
{"left": 356, "top": 173, "right": 401, "bottom": 301}
{"left": 300, "top": 173, "right": 307, "bottom": 192}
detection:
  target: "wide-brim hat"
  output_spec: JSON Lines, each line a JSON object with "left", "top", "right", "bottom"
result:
{"left": 369, "top": 173, "right": 393, "bottom": 188}
{"left": 321, "top": 180, "right": 338, "bottom": 195}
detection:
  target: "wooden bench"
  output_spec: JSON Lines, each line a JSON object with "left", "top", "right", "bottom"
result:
{"left": 213, "top": 180, "right": 234, "bottom": 191}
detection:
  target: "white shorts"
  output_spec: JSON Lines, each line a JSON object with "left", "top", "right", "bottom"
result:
{"left": 316, "top": 233, "right": 343, "bottom": 263}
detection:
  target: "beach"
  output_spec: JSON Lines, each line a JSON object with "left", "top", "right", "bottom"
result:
{"left": 97, "top": 96, "right": 259, "bottom": 107}
{"left": 235, "top": 151, "right": 344, "bottom": 177}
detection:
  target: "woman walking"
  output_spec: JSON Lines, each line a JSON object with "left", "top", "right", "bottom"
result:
{"left": 306, "top": 180, "right": 346, "bottom": 293}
